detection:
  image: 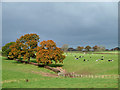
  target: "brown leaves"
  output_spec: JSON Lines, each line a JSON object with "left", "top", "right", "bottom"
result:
{"left": 36, "top": 40, "right": 65, "bottom": 65}
{"left": 93, "top": 45, "right": 99, "bottom": 51}
{"left": 77, "top": 46, "right": 84, "bottom": 51}
{"left": 85, "top": 46, "right": 91, "bottom": 51}
{"left": 40, "top": 40, "right": 56, "bottom": 48}
{"left": 8, "top": 33, "right": 65, "bottom": 64}
{"left": 9, "top": 33, "right": 40, "bottom": 61}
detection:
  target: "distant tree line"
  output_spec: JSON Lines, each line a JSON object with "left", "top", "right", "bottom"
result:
{"left": 61, "top": 44, "right": 120, "bottom": 52}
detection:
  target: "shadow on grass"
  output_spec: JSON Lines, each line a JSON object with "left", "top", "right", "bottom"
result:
{"left": 47, "top": 64, "right": 64, "bottom": 67}
{"left": 30, "top": 60, "right": 37, "bottom": 63}
{"left": 38, "top": 64, "right": 45, "bottom": 67}
{"left": 3, "top": 56, "right": 64, "bottom": 68}
{"left": 2, "top": 57, "right": 23, "bottom": 61}
{"left": 12, "top": 61, "right": 23, "bottom": 64}
{"left": 34, "top": 64, "right": 64, "bottom": 68}
{"left": 2, "top": 57, "right": 12, "bottom": 60}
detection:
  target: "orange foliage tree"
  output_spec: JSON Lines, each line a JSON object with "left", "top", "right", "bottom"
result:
{"left": 77, "top": 46, "right": 84, "bottom": 51}
{"left": 93, "top": 45, "right": 99, "bottom": 51}
{"left": 9, "top": 33, "right": 40, "bottom": 62}
{"left": 85, "top": 45, "right": 91, "bottom": 51}
{"left": 36, "top": 40, "right": 65, "bottom": 65}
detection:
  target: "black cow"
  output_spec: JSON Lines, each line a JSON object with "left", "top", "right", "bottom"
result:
{"left": 75, "top": 58, "right": 79, "bottom": 60}
{"left": 108, "top": 60, "right": 113, "bottom": 62}
{"left": 83, "top": 59, "right": 85, "bottom": 61}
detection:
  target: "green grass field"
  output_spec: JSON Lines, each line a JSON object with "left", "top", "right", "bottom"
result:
{"left": 1, "top": 51, "right": 119, "bottom": 88}
{"left": 62, "top": 53, "right": 118, "bottom": 75}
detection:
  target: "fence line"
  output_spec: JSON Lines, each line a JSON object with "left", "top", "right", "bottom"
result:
{"left": 58, "top": 73, "right": 119, "bottom": 78}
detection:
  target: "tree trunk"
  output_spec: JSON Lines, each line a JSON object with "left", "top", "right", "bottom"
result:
{"left": 46, "top": 62, "right": 49, "bottom": 65}
{"left": 28, "top": 57, "right": 30, "bottom": 62}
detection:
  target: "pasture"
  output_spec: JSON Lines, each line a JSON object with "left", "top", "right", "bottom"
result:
{"left": 1, "top": 51, "right": 119, "bottom": 88}
{"left": 63, "top": 52, "right": 118, "bottom": 75}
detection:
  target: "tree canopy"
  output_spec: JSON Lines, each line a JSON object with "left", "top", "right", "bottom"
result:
{"left": 77, "top": 46, "right": 84, "bottom": 51}
{"left": 36, "top": 40, "right": 65, "bottom": 65}
{"left": 93, "top": 45, "right": 99, "bottom": 51}
{"left": 9, "top": 33, "right": 40, "bottom": 61}
{"left": 93, "top": 45, "right": 105, "bottom": 51}
{"left": 2, "top": 42, "right": 15, "bottom": 58}
{"left": 85, "top": 46, "right": 91, "bottom": 51}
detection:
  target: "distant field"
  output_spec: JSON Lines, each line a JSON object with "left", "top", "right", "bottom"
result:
{"left": 93, "top": 51, "right": 118, "bottom": 54}
{"left": 67, "top": 51, "right": 118, "bottom": 54}
{"left": 62, "top": 52, "right": 118, "bottom": 75}
{"left": 2, "top": 51, "right": 118, "bottom": 88}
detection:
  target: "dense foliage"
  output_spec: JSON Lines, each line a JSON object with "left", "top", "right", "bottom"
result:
{"left": 77, "top": 46, "right": 84, "bottom": 51}
{"left": 2, "top": 42, "right": 15, "bottom": 58}
{"left": 36, "top": 40, "right": 65, "bottom": 64}
{"left": 85, "top": 46, "right": 91, "bottom": 51}
{"left": 9, "top": 33, "right": 40, "bottom": 61}
{"left": 93, "top": 45, "right": 99, "bottom": 51}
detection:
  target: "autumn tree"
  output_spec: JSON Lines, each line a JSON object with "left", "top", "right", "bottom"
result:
{"left": 93, "top": 45, "right": 99, "bottom": 51}
{"left": 85, "top": 45, "right": 91, "bottom": 51}
{"left": 114, "top": 47, "right": 120, "bottom": 51}
{"left": 36, "top": 40, "right": 65, "bottom": 65}
{"left": 9, "top": 33, "right": 40, "bottom": 62}
{"left": 77, "top": 46, "right": 84, "bottom": 51}
{"left": 8, "top": 42, "right": 22, "bottom": 59}
{"left": 2, "top": 42, "right": 15, "bottom": 58}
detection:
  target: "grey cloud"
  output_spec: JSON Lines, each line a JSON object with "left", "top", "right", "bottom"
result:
{"left": 2, "top": 2, "right": 118, "bottom": 49}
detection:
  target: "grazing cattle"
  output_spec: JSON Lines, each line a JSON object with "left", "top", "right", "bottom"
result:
{"left": 96, "top": 60, "right": 98, "bottom": 61}
{"left": 108, "top": 60, "right": 113, "bottom": 62}
{"left": 83, "top": 59, "right": 88, "bottom": 61}
{"left": 83, "top": 59, "right": 86, "bottom": 61}
{"left": 79, "top": 56, "right": 84, "bottom": 58}
{"left": 101, "top": 59, "right": 103, "bottom": 60}
{"left": 101, "top": 56, "right": 104, "bottom": 58}
{"left": 75, "top": 58, "right": 79, "bottom": 60}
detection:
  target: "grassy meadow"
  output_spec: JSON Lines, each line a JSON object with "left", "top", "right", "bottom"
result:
{"left": 1, "top": 51, "right": 119, "bottom": 88}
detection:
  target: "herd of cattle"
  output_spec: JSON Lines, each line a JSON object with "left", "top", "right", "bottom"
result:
{"left": 74, "top": 55, "right": 114, "bottom": 62}
{"left": 65, "top": 54, "right": 114, "bottom": 62}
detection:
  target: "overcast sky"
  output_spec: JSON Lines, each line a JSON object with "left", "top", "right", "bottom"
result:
{"left": 2, "top": 2, "right": 118, "bottom": 49}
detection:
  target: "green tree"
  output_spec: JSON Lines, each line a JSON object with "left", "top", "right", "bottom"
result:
{"left": 2, "top": 42, "right": 15, "bottom": 58}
